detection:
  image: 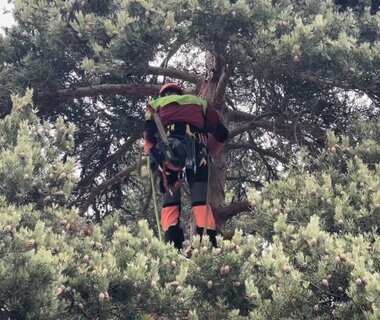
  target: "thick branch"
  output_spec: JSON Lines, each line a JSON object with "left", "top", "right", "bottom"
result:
{"left": 140, "top": 188, "right": 153, "bottom": 220}
{"left": 50, "top": 84, "right": 160, "bottom": 103}
{"left": 41, "top": 67, "right": 201, "bottom": 103}
{"left": 229, "top": 119, "right": 271, "bottom": 138}
{"left": 147, "top": 66, "right": 201, "bottom": 84}
{"left": 226, "top": 176, "right": 264, "bottom": 188}
{"left": 229, "top": 118, "right": 315, "bottom": 149}
{"left": 227, "top": 72, "right": 380, "bottom": 123}
{"left": 227, "top": 109, "right": 257, "bottom": 123}
{"left": 299, "top": 72, "right": 380, "bottom": 95}
{"left": 212, "top": 67, "right": 233, "bottom": 107}
{"left": 225, "top": 143, "right": 289, "bottom": 163}
{"left": 214, "top": 201, "right": 253, "bottom": 230}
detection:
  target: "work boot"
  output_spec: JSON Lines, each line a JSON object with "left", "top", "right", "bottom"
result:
{"left": 164, "top": 225, "right": 185, "bottom": 250}
{"left": 196, "top": 227, "right": 217, "bottom": 248}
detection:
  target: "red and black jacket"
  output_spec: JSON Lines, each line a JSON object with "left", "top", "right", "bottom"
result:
{"left": 144, "top": 94, "right": 228, "bottom": 154}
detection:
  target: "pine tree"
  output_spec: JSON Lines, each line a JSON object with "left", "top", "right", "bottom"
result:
{"left": 0, "top": 1, "right": 380, "bottom": 318}
{"left": 1, "top": 0, "right": 379, "bottom": 222}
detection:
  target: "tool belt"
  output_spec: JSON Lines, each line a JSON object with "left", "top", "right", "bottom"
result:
{"left": 164, "top": 122, "right": 208, "bottom": 147}
{"left": 150, "top": 122, "right": 208, "bottom": 193}
{"left": 164, "top": 122, "right": 208, "bottom": 174}
{"left": 150, "top": 123, "right": 208, "bottom": 193}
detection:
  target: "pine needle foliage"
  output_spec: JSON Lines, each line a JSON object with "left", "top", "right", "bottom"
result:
{"left": 0, "top": 91, "right": 379, "bottom": 319}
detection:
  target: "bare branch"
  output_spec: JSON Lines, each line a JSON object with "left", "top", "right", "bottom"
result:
{"left": 79, "top": 163, "right": 138, "bottom": 216}
{"left": 229, "top": 119, "right": 270, "bottom": 138}
{"left": 140, "top": 188, "right": 153, "bottom": 220}
{"left": 77, "top": 129, "right": 143, "bottom": 188}
{"left": 226, "top": 176, "right": 264, "bottom": 188}
{"left": 229, "top": 117, "right": 316, "bottom": 149}
{"left": 227, "top": 109, "right": 274, "bottom": 124}
{"left": 227, "top": 109, "right": 256, "bottom": 123}
{"left": 299, "top": 72, "right": 380, "bottom": 94}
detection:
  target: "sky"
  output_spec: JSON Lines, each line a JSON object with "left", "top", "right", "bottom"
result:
{"left": 0, "top": 0, "right": 15, "bottom": 34}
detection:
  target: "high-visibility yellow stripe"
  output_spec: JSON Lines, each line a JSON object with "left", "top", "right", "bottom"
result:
{"left": 148, "top": 94, "right": 208, "bottom": 114}
{"left": 145, "top": 111, "right": 153, "bottom": 120}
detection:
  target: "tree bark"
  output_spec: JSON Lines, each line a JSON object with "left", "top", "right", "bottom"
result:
{"left": 214, "top": 201, "right": 253, "bottom": 231}
{"left": 199, "top": 51, "right": 232, "bottom": 229}
{"left": 39, "top": 66, "right": 202, "bottom": 105}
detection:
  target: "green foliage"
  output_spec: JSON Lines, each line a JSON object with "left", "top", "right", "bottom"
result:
{"left": 250, "top": 125, "right": 380, "bottom": 241}
{"left": 244, "top": 123, "right": 380, "bottom": 318}
{"left": 0, "top": 89, "right": 75, "bottom": 208}
{"left": 0, "top": 0, "right": 380, "bottom": 318}
{"left": 1, "top": 101, "right": 380, "bottom": 318}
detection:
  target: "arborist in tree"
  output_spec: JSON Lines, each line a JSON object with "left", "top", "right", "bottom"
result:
{"left": 144, "top": 83, "right": 229, "bottom": 249}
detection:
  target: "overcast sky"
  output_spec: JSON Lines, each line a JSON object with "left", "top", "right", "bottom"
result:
{"left": 0, "top": 0, "right": 15, "bottom": 34}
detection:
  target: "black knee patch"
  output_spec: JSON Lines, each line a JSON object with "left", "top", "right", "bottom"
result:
{"left": 190, "top": 182, "right": 208, "bottom": 204}
{"left": 196, "top": 227, "right": 217, "bottom": 248}
{"left": 164, "top": 225, "right": 185, "bottom": 250}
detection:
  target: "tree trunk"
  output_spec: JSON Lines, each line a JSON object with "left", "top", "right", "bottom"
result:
{"left": 199, "top": 51, "right": 230, "bottom": 231}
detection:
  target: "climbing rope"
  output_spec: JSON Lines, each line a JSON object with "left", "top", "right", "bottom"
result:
{"left": 203, "top": 151, "right": 212, "bottom": 239}
{"left": 148, "top": 156, "right": 162, "bottom": 241}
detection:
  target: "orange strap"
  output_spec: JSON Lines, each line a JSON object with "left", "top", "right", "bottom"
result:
{"left": 160, "top": 164, "right": 183, "bottom": 195}
{"left": 143, "top": 136, "right": 154, "bottom": 155}
{"left": 192, "top": 205, "right": 216, "bottom": 229}
{"left": 161, "top": 205, "right": 180, "bottom": 231}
